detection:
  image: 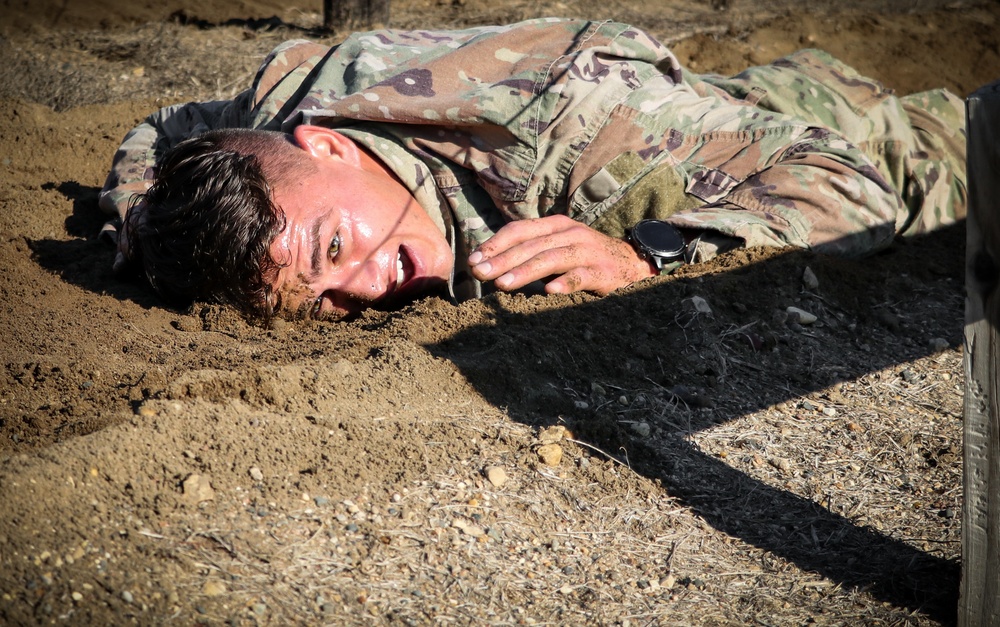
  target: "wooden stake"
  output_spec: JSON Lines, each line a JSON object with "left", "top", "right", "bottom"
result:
{"left": 323, "top": 0, "right": 390, "bottom": 31}
{"left": 961, "top": 81, "right": 1000, "bottom": 627}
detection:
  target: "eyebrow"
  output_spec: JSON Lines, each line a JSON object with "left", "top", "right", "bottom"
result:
{"left": 308, "top": 217, "right": 324, "bottom": 281}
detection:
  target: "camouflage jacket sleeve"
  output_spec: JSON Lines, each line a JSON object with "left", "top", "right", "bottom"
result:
{"left": 98, "top": 94, "right": 254, "bottom": 226}
{"left": 662, "top": 124, "right": 903, "bottom": 257}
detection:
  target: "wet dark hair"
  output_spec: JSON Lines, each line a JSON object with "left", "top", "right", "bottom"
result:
{"left": 126, "top": 128, "right": 311, "bottom": 321}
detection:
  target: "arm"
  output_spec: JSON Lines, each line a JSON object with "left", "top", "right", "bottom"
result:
{"left": 470, "top": 128, "right": 904, "bottom": 294}
{"left": 667, "top": 129, "right": 905, "bottom": 259}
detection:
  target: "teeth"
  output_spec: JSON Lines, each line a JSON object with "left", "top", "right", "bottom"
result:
{"left": 396, "top": 251, "right": 404, "bottom": 288}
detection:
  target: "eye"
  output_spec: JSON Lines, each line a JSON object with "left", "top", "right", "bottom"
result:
{"left": 328, "top": 231, "right": 342, "bottom": 263}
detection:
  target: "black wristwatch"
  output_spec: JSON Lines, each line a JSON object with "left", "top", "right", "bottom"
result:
{"left": 626, "top": 219, "right": 686, "bottom": 270}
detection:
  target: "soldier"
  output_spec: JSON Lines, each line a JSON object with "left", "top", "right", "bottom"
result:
{"left": 100, "top": 18, "right": 966, "bottom": 321}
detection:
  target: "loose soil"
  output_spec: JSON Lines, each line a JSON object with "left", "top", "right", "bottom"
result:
{"left": 1, "top": 0, "right": 997, "bottom": 624}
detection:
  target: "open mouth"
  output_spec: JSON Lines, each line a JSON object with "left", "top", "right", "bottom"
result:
{"left": 395, "top": 247, "right": 415, "bottom": 293}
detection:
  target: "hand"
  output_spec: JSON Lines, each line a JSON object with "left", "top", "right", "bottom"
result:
{"left": 468, "top": 215, "right": 658, "bottom": 295}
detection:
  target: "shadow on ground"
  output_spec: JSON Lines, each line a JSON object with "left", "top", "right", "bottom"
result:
{"left": 424, "top": 222, "right": 967, "bottom": 623}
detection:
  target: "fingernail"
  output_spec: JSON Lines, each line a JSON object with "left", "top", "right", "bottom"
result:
{"left": 474, "top": 261, "right": 492, "bottom": 275}
{"left": 496, "top": 273, "right": 513, "bottom": 289}
{"left": 468, "top": 251, "right": 483, "bottom": 264}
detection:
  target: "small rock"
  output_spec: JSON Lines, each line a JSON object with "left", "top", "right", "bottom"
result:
{"left": 684, "top": 295, "right": 713, "bottom": 315}
{"left": 591, "top": 382, "right": 607, "bottom": 396}
{"left": 630, "top": 422, "right": 651, "bottom": 438}
{"left": 928, "top": 338, "right": 950, "bottom": 353}
{"left": 249, "top": 466, "right": 264, "bottom": 482}
{"left": 538, "top": 425, "right": 567, "bottom": 443}
{"left": 822, "top": 407, "right": 837, "bottom": 417}
{"left": 901, "top": 369, "right": 918, "bottom": 383}
{"left": 802, "top": 266, "right": 819, "bottom": 290}
{"left": 573, "top": 400, "right": 589, "bottom": 410}
{"left": 537, "top": 443, "right": 563, "bottom": 467}
{"left": 121, "top": 590, "right": 134, "bottom": 604}
{"left": 452, "top": 518, "right": 485, "bottom": 537}
{"left": 485, "top": 466, "right": 507, "bottom": 488}
{"left": 786, "top": 306, "right": 817, "bottom": 325}
{"left": 314, "top": 496, "right": 330, "bottom": 507}
{"left": 875, "top": 309, "right": 901, "bottom": 331}
{"left": 661, "top": 574, "right": 676, "bottom": 589}
{"left": 71, "top": 591, "right": 83, "bottom": 602}
{"left": 201, "top": 580, "right": 226, "bottom": 597}
{"left": 182, "top": 474, "right": 215, "bottom": 503}
{"left": 770, "top": 457, "right": 791, "bottom": 472}
{"left": 846, "top": 421, "right": 864, "bottom": 433}
{"left": 558, "top": 585, "right": 574, "bottom": 595}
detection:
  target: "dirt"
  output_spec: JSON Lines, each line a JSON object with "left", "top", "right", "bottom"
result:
{"left": 0, "top": 0, "right": 996, "bottom": 624}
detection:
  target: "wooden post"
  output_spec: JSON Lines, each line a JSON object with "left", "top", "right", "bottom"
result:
{"left": 323, "top": 0, "right": 390, "bottom": 31}
{"left": 960, "top": 82, "right": 1000, "bottom": 626}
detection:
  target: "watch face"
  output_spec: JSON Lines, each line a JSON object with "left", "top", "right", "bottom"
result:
{"left": 632, "top": 220, "right": 685, "bottom": 258}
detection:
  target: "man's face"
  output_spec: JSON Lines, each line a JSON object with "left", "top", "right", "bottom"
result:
{"left": 267, "top": 126, "right": 453, "bottom": 320}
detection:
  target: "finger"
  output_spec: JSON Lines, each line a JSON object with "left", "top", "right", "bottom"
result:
{"left": 470, "top": 215, "right": 577, "bottom": 263}
{"left": 470, "top": 220, "right": 587, "bottom": 281}
{"left": 544, "top": 266, "right": 613, "bottom": 295}
{"left": 493, "top": 245, "right": 590, "bottom": 291}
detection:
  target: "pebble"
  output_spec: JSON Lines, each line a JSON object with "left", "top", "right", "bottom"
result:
{"left": 685, "top": 295, "right": 713, "bottom": 315}
{"left": 452, "top": 518, "right": 485, "bottom": 537}
{"left": 537, "top": 444, "right": 563, "bottom": 467}
{"left": 630, "top": 422, "right": 651, "bottom": 438}
{"left": 876, "top": 309, "right": 901, "bottom": 331}
{"left": 71, "top": 591, "right": 83, "bottom": 602}
{"left": 786, "top": 306, "right": 817, "bottom": 325}
{"left": 573, "top": 400, "right": 589, "bottom": 410}
{"left": 201, "top": 580, "right": 226, "bottom": 597}
{"left": 538, "top": 425, "right": 568, "bottom": 443}
{"left": 802, "top": 266, "right": 819, "bottom": 290}
{"left": 182, "top": 474, "right": 215, "bottom": 503}
{"left": 485, "top": 466, "right": 507, "bottom": 488}
{"left": 558, "top": 585, "right": 574, "bottom": 595}
{"left": 770, "top": 457, "right": 791, "bottom": 472}
{"left": 121, "top": 590, "right": 134, "bottom": 604}
{"left": 928, "top": 337, "right": 950, "bottom": 352}
{"left": 314, "top": 496, "right": 330, "bottom": 507}
{"left": 249, "top": 466, "right": 264, "bottom": 482}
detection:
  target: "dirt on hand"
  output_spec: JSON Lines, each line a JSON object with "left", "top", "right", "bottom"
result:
{"left": 0, "top": 0, "right": 996, "bottom": 624}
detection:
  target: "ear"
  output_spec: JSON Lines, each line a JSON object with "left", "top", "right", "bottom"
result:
{"left": 292, "top": 125, "right": 362, "bottom": 167}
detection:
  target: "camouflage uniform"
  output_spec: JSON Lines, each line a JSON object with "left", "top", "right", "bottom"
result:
{"left": 100, "top": 18, "right": 966, "bottom": 300}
